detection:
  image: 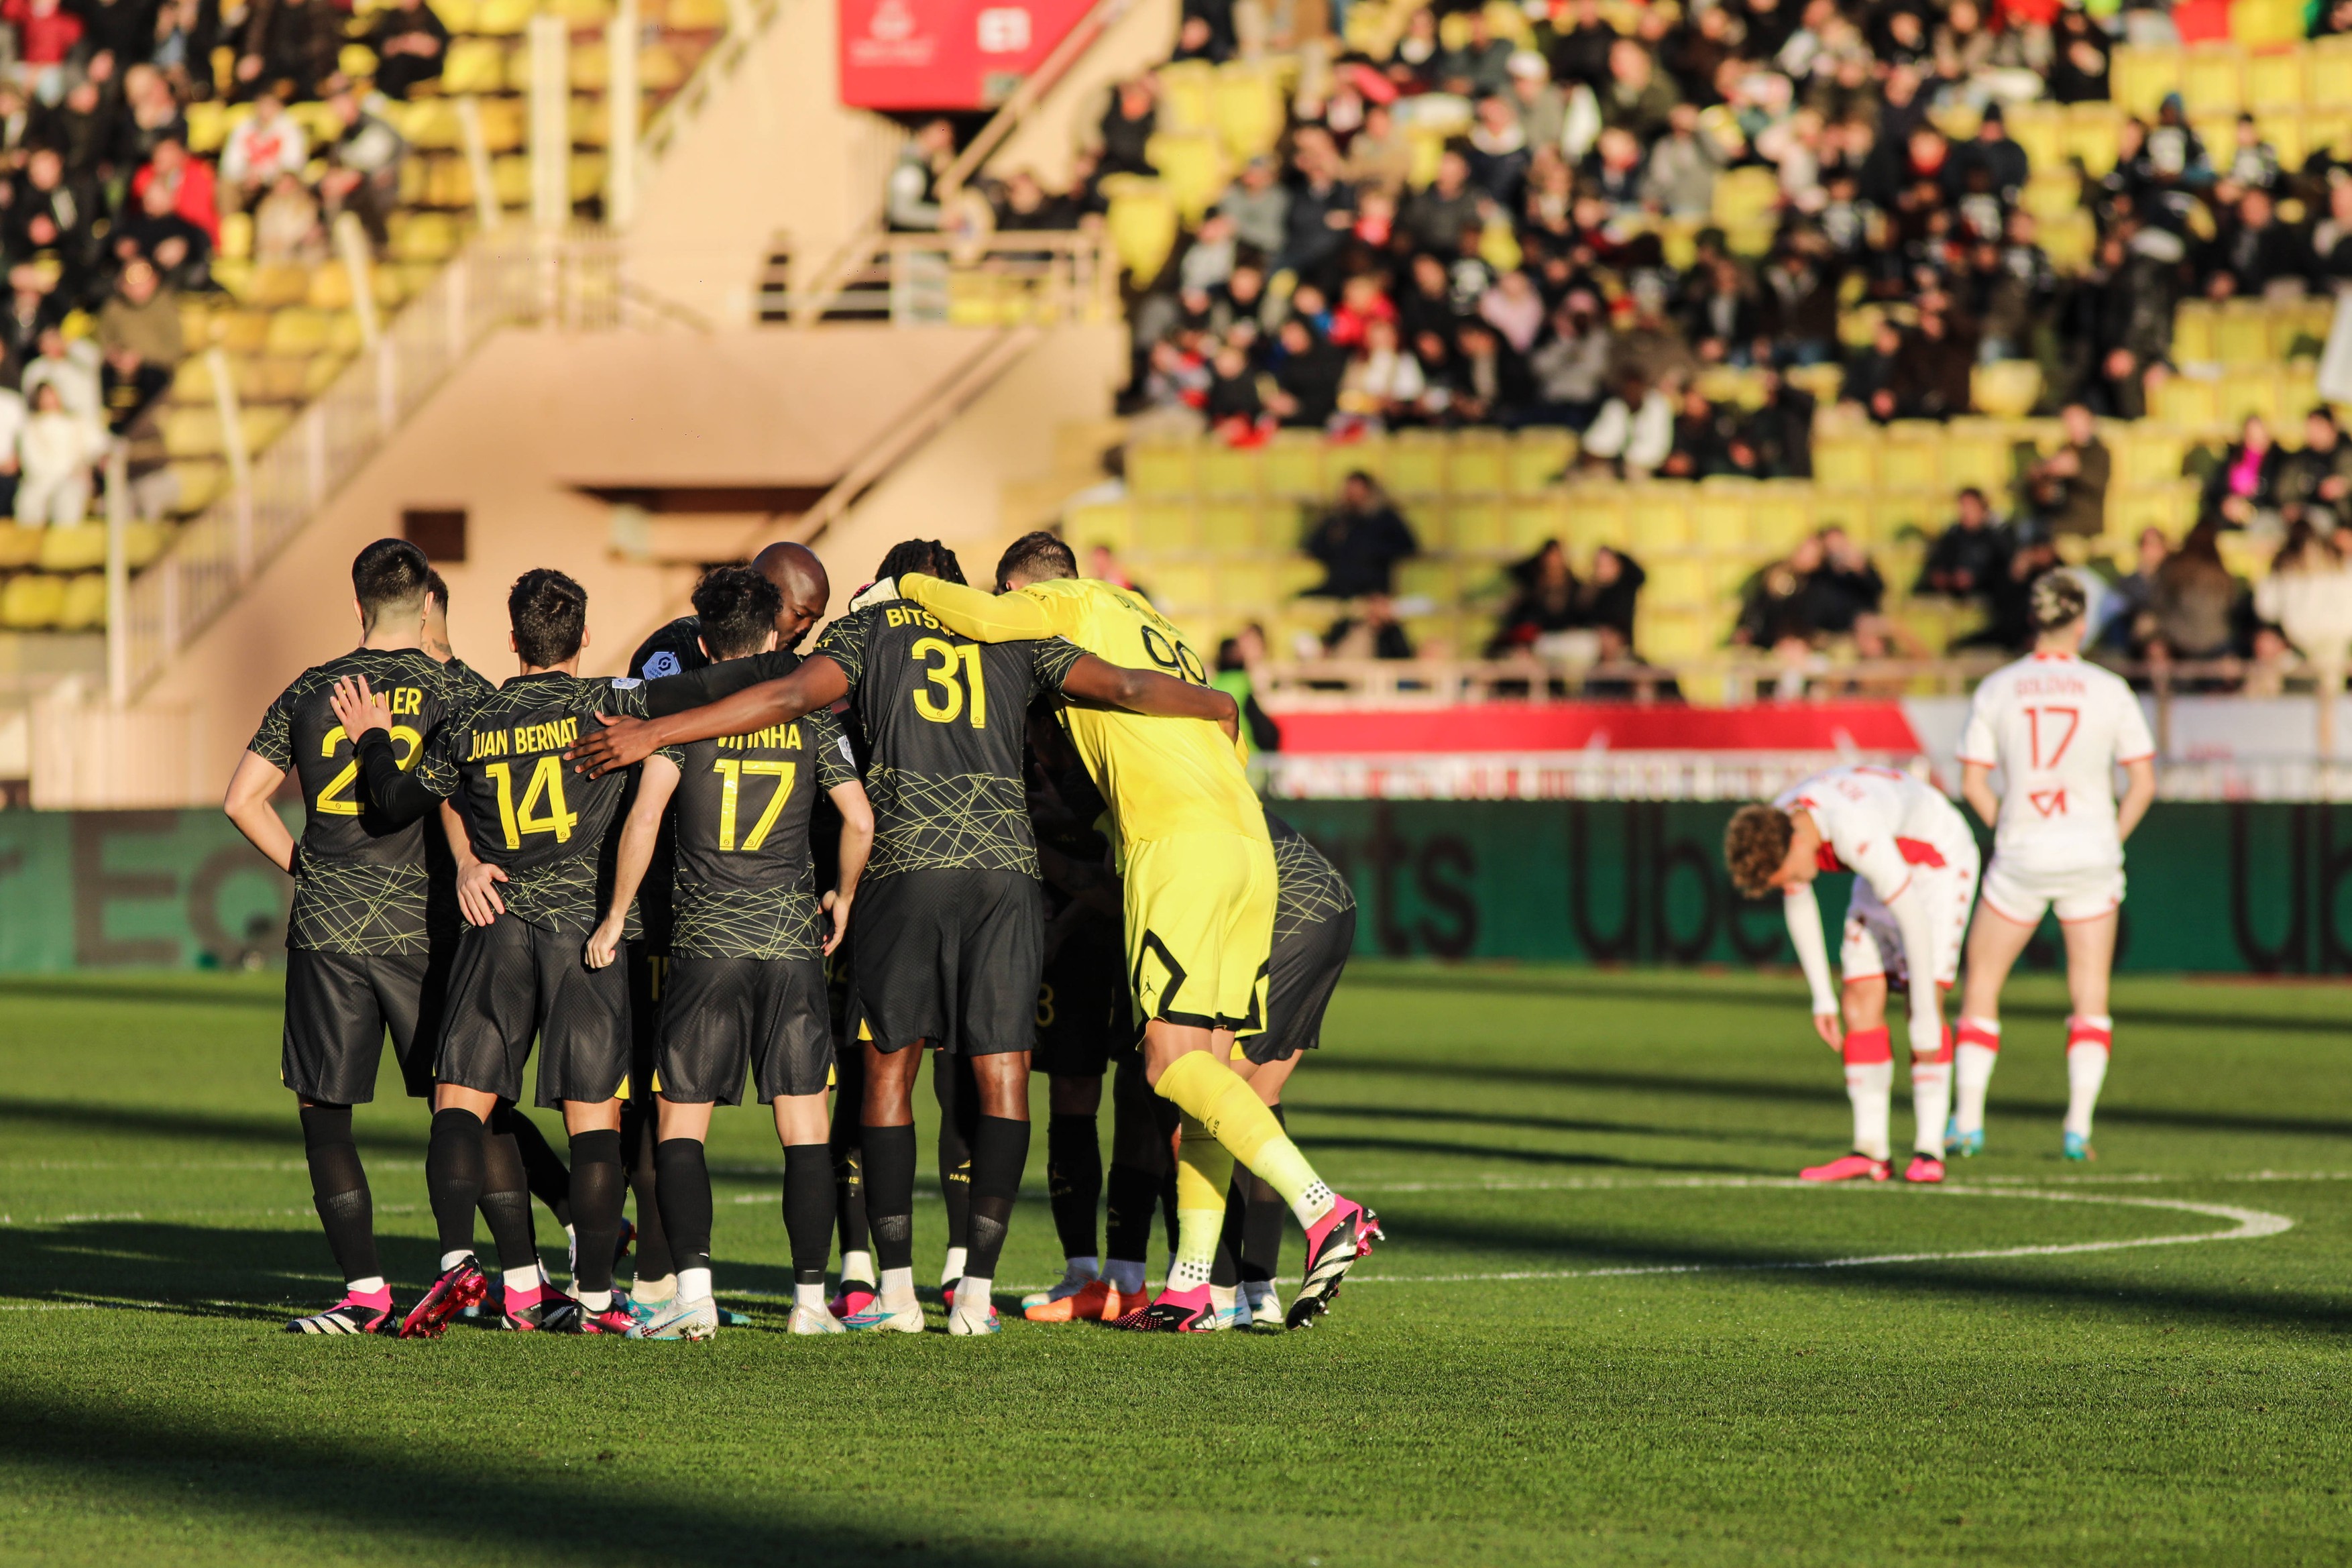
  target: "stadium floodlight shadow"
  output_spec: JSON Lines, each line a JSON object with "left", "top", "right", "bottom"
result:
{"left": 1303, "top": 1058, "right": 2352, "bottom": 1141}
{"left": 1383, "top": 1210, "right": 2351, "bottom": 1331}
{"left": 1293, "top": 1099, "right": 1833, "bottom": 1150}
{"left": 0, "top": 1095, "right": 426, "bottom": 1156}
{"left": 1339, "top": 966, "right": 2352, "bottom": 1041}
{"left": 0, "top": 1386, "right": 1095, "bottom": 1568}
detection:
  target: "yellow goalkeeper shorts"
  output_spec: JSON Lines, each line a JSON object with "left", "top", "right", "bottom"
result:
{"left": 1123, "top": 831, "right": 1276, "bottom": 1037}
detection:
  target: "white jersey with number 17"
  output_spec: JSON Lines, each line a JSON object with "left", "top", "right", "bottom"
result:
{"left": 1956, "top": 651, "right": 2155, "bottom": 876}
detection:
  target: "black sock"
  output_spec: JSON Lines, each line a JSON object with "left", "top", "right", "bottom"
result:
{"left": 862, "top": 1121, "right": 918, "bottom": 1273}
{"left": 425, "top": 1107, "right": 486, "bottom": 1258}
{"left": 1046, "top": 1111, "right": 1102, "bottom": 1262}
{"left": 300, "top": 1104, "right": 378, "bottom": 1284}
{"left": 623, "top": 1104, "right": 673, "bottom": 1280}
{"left": 782, "top": 1143, "right": 834, "bottom": 1287}
{"left": 504, "top": 1107, "right": 572, "bottom": 1227}
{"left": 478, "top": 1111, "right": 541, "bottom": 1274}
{"left": 1241, "top": 1105, "right": 1286, "bottom": 1284}
{"left": 1104, "top": 1161, "right": 1159, "bottom": 1267}
{"left": 830, "top": 1054, "right": 870, "bottom": 1270}
{"left": 567, "top": 1129, "right": 626, "bottom": 1294}
{"left": 653, "top": 1137, "right": 713, "bottom": 1276}
{"left": 934, "top": 1053, "right": 974, "bottom": 1257}
{"left": 964, "top": 1114, "right": 1029, "bottom": 1286}
{"left": 1211, "top": 1166, "right": 1245, "bottom": 1290}
{"left": 1150, "top": 1093, "right": 1181, "bottom": 1257}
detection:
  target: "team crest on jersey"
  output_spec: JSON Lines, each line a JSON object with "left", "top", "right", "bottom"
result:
{"left": 2029, "top": 789, "right": 2070, "bottom": 816}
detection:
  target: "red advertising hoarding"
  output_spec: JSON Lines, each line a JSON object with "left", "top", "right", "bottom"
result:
{"left": 839, "top": 0, "right": 1095, "bottom": 109}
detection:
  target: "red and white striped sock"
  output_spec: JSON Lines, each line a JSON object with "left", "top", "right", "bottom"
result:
{"left": 1842, "top": 1026, "right": 1894, "bottom": 1161}
{"left": 1953, "top": 1016, "right": 2002, "bottom": 1136}
{"left": 2064, "top": 1015, "right": 2113, "bottom": 1139}
{"left": 1911, "top": 1025, "right": 1954, "bottom": 1158}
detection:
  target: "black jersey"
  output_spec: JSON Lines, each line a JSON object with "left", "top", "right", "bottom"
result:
{"left": 626, "top": 617, "right": 711, "bottom": 953}
{"left": 1268, "top": 810, "right": 1355, "bottom": 940}
{"left": 248, "top": 647, "right": 467, "bottom": 955}
{"left": 630, "top": 615, "right": 710, "bottom": 683}
{"left": 814, "top": 599, "right": 1084, "bottom": 879}
{"left": 431, "top": 672, "right": 670, "bottom": 934}
{"left": 669, "top": 704, "right": 858, "bottom": 960}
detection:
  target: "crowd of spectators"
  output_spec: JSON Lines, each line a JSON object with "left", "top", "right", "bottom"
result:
{"left": 906, "top": 0, "right": 2352, "bottom": 456}
{"left": 0, "top": 0, "right": 425, "bottom": 526}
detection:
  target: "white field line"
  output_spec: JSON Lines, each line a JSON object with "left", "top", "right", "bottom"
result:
{"left": 1335, "top": 1177, "right": 2294, "bottom": 1285}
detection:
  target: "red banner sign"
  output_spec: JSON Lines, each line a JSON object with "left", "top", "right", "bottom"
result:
{"left": 838, "top": 0, "right": 1093, "bottom": 110}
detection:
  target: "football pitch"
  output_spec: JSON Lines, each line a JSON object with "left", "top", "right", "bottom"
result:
{"left": 3, "top": 964, "right": 2350, "bottom": 1566}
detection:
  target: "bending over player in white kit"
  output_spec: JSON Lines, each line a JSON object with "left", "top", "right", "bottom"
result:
{"left": 1725, "top": 764, "right": 1981, "bottom": 1184}
{"left": 1947, "top": 573, "right": 2158, "bottom": 1162}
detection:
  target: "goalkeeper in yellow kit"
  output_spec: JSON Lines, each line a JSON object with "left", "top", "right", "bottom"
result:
{"left": 896, "top": 532, "right": 1380, "bottom": 1331}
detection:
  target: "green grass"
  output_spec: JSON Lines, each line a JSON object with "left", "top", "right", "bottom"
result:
{"left": 3, "top": 964, "right": 2351, "bottom": 1566}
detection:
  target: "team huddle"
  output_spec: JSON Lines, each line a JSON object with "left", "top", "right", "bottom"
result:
{"left": 227, "top": 533, "right": 1374, "bottom": 1339}
{"left": 1725, "top": 572, "right": 2159, "bottom": 1182}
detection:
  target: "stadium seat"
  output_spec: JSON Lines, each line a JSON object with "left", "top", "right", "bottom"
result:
{"left": 1943, "top": 421, "right": 2016, "bottom": 493}
{"left": 1450, "top": 432, "right": 1508, "bottom": 495}
{"left": 1155, "top": 60, "right": 1216, "bottom": 136}
{"left": 1101, "top": 176, "right": 1179, "bottom": 283}
{"left": 1134, "top": 500, "right": 1196, "bottom": 551}
{"left": 1710, "top": 166, "right": 1779, "bottom": 231}
{"left": 2180, "top": 44, "right": 2246, "bottom": 116}
{"left": 56, "top": 573, "right": 106, "bottom": 630}
{"left": 1064, "top": 500, "right": 1135, "bottom": 554}
{"left": 2246, "top": 46, "right": 2308, "bottom": 111}
{"left": 1691, "top": 483, "right": 1752, "bottom": 552}
{"left": 1505, "top": 495, "right": 1567, "bottom": 553}
{"left": 1386, "top": 432, "right": 1450, "bottom": 498}
{"left": 2172, "top": 300, "right": 2219, "bottom": 365}
{"left": 1627, "top": 485, "right": 1694, "bottom": 551}
{"left": 39, "top": 527, "right": 108, "bottom": 573}
{"left": 1126, "top": 437, "right": 1196, "bottom": 500}
{"left": 1217, "top": 553, "right": 1284, "bottom": 607}
{"left": 1813, "top": 431, "right": 1877, "bottom": 490}
{"left": 1143, "top": 131, "right": 1226, "bottom": 224}
{"left": 1211, "top": 62, "right": 1284, "bottom": 160}
{"left": 1971, "top": 361, "right": 2042, "bottom": 419}
{"left": 1751, "top": 483, "right": 1814, "bottom": 552}
{"left": 1263, "top": 430, "right": 1327, "bottom": 498}
{"left": 1144, "top": 560, "right": 1216, "bottom": 610}
{"left": 1198, "top": 500, "right": 1263, "bottom": 551}
{"left": 1878, "top": 425, "right": 1944, "bottom": 490}
{"left": 0, "top": 528, "right": 40, "bottom": 568}
{"left": 0, "top": 573, "right": 65, "bottom": 628}
{"left": 2152, "top": 376, "right": 2222, "bottom": 425}
{"left": 1562, "top": 485, "right": 1630, "bottom": 553}
{"left": 2110, "top": 45, "right": 2181, "bottom": 117}
{"left": 2216, "top": 301, "right": 2274, "bottom": 366}
{"left": 1508, "top": 430, "right": 1573, "bottom": 493}
{"left": 1811, "top": 488, "right": 1870, "bottom": 544}
{"left": 1196, "top": 441, "right": 1262, "bottom": 500}
{"left": 2064, "top": 105, "right": 2123, "bottom": 176}
{"left": 2219, "top": 366, "right": 2282, "bottom": 427}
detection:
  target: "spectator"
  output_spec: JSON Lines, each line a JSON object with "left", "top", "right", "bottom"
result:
{"left": 2255, "top": 522, "right": 2352, "bottom": 689}
{"left": 2151, "top": 520, "right": 2240, "bottom": 663}
{"left": 1525, "top": 295, "right": 1609, "bottom": 428}
{"left": 1337, "top": 316, "right": 1427, "bottom": 427}
{"left": 1322, "top": 592, "right": 1416, "bottom": 659}
{"left": 97, "top": 258, "right": 182, "bottom": 435}
{"left": 1742, "top": 368, "right": 1815, "bottom": 478}
{"left": 0, "top": 382, "right": 24, "bottom": 515}
{"left": 1214, "top": 624, "right": 1281, "bottom": 751}
{"left": 219, "top": 94, "right": 306, "bottom": 213}
{"left": 1577, "top": 545, "right": 1645, "bottom": 643}
{"left": 2277, "top": 408, "right": 2352, "bottom": 531}
{"left": 1400, "top": 150, "right": 1479, "bottom": 256}
{"left": 129, "top": 137, "right": 219, "bottom": 246}
{"left": 1919, "top": 487, "right": 2012, "bottom": 600}
{"left": 1217, "top": 156, "right": 1289, "bottom": 259}
{"left": 1961, "top": 533, "right": 2062, "bottom": 651}
{"left": 253, "top": 170, "right": 323, "bottom": 261}
{"left": 1302, "top": 471, "right": 1416, "bottom": 598}
{"left": 21, "top": 327, "right": 99, "bottom": 429}
{"left": 1640, "top": 102, "right": 1722, "bottom": 217}
{"left": 1488, "top": 538, "right": 1581, "bottom": 655}
{"left": 366, "top": 0, "right": 449, "bottom": 100}
{"left": 2202, "top": 412, "right": 2284, "bottom": 530}
{"left": 2097, "top": 526, "right": 2171, "bottom": 653}
{"left": 1581, "top": 375, "right": 1674, "bottom": 476}
{"left": 15, "top": 381, "right": 97, "bottom": 525}
{"left": 235, "top": 0, "right": 343, "bottom": 101}
{"left": 317, "top": 89, "right": 407, "bottom": 250}
{"left": 885, "top": 118, "right": 954, "bottom": 232}
{"left": 2025, "top": 403, "right": 2113, "bottom": 537}
{"left": 1267, "top": 317, "right": 1345, "bottom": 428}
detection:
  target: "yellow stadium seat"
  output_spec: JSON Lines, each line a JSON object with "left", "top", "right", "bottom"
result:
{"left": 1750, "top": 483, "right": 1814, "bottom": 552}
{"left": 1262, "top": 431, "right": 1325, "bottom": 498}
{"left": 440, "top": 38, "right": 509, "bottom": 93}
{"left": 1505, "top": 495, "right": 1569, "bottom": 553}
{"left": 1646, "top": 552, "right": 1710, "bottom": 610}
{"left": 1509, "top": 430, "right": 1574, "bottom": 494}
{"left": 1711, "top": 166, "right": 1779, "bottom": 231}
{"left": 2064, "top": 105, "right": 2123, "bottom": 176}
{"left": 1564, "top": 486, "right": 1630, "bottom": 553}
{"left": 2152, "top": 375, "right": 2221, "bottom": 425}
{"left": 1394, "top": 557, "right": 1457, "bottom": 604}
{"left": 2312, "top": 40, "right": 2352, "bottom": 112}
{"left": 1451, "top": 433, "right": 1508, "bottom": 495}
{"left": 2111, "top": 45, "right": 2181, "bottom": 119}
{"left": 1813, "top": 431, "right": 1877, "bottom": 490}
{"left": 1449, "top": 500, "right": 1508, "bottom": 553}
{"left": 1125, "top": 437, "right": 1196, "bottom": 500}
{"left": 2173, "top": 300, "right": 2218, "bottom": 364}
{"left": 1274, "top": 554, "right": 1323, "bottom": 598}
{"left": 1211, "top": 62, "right": 1283, "bottom": 160}
{"left": 2041, "top": 209, "right": 2098, "bottom": 272}
{"left": 1328, "top": 433, "right": 1387, "bottom": 487}
{"left": 1386, "top": 432, "right": 1449, "bottom": 498}
{"left": 1972, "top": 361, "right": 2043, "bottom": 419}
{"left": 1065, "top": 500, "right": 1135, "bottom": 554}
{"left": 1143, "top": 560, "right": 1216, "bottom": 610}
{"left": 1144, "top": 131, "right": 1225, "bottom": 225}
{"left": 1133, "top": 500, "right": 1196, "bottom": 551}
{"left": 2308, "top": 109, "right": 2352, "bottom": 165}
{"left": 1691, "top": 484, "right": 1752, "bottom": 551}
{"left": 1628, "top": 485, "right": 1694, "bottom": 551}
{"left": 2216, "top": 301, "right": 2276, "bottom": 366}
{"left": 1785, "top": 361, "right": 1844, "bottom": 404}
{"left": 162, "top": 408, "right": 223, "bottom": 458}
{"left": 402, "top": 99, "right": 459, "bottom": 150}
{"left": 1196, "top": 441, "right": 1261, "bottom": 500}
{"left": 0, "top": 528, "right": 40, "bottom": 567}
{"left": 1217, "top": 553, "right": 1283, "bottom": 608}
{"left": 389, "top": 213, "right": 457, "bottom": 264}
{"left": 0, "top": 573, "right": 64, "bottom": 628}
{"left": 1942, "top": 421, "right": 2015, "bottom": 494}
{"left": 2246, "top": 46, "right": 2308, "bottom": 111}
{"left": 37, "top": 526, "right": 105, "bottom": 571}
{"left": 55, "top": 572, "right": 105, "bottom": 630}
{"left": 473, "top": 0, "right": 532, "bottom": 32}
{"left": 1100, "top": 176, "right": 1178, "bottom": 284}
{"left": 241, "top": 407, "right": 292, "bottom": 453}
{"left": 2109, "top": 479, "right": 2200, "bottom": 540}
{"left": 1879, "top": 425, "right": 1945, "bottom": 490}
{"left": 1639, "top": 606, "right": 1716, "bottom": 665}
{"left": 1810, "top": 487, "right": 1872, "bottom": 543}
{"left": 2019, "top": 172, "right": 2077, "bottom": 223}
{"left": 2181, "top": 44, "right": 2246, "bottom": 116}
{"left": 307, "top": 265, "right": 356, "bottom": 311}
{"left": 1156, "top": 60, "right": 1215, "bottom": 136}
{"left": 2235, "top": 0, "right": 2304, "bottom": 47}
{"left": 2219, "top": 366, "right": 2283, "bottom": 428}
{"left": 1198, "top": 500, "right": 1263, "bottom": 551}
{"left": 1873, "top": 489, "right": 1941, "bottom": 542}
{"left": 2007, "top": 103, "right": 2065, "bottom": 174}
{"left": 264, "top": 309, "right": 328, "bottom": 357}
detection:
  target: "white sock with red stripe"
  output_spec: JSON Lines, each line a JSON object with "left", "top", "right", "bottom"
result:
{"left": 1911, "top": 1025, "right": 1954, "bottom": 1158}
{"left": 1954, "top": 1017, "right": 2001, "bottom": 1136}
{"left": 1842, "top": 1027, "right": 1894, "bottom": 1161}
{"left": 2064, "top": 1015, "right": 2113, "bottom": 1139}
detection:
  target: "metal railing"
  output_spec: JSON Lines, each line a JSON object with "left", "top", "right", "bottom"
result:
{"left": 110, "top": 229, "right": 639, "bottom": 700}
{"left": 768, "top": 231, "right": 1119, "bottom": 327}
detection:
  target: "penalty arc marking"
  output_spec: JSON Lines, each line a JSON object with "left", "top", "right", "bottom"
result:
{"left": 1334, "top": 1176, "right": 2297, "bottom": 1286}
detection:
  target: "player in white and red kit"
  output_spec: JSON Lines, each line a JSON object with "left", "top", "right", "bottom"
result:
{"left": 1725, "top": 764, "right": 1980, "bottom": 1183}
{"left": 1948, "top": 573, "right": 2158, "bottom": 1161}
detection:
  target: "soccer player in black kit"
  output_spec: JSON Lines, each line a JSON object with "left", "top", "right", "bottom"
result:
{"left": 330, "top": 568, "right": 673, "bottom": 1337}
{"left": 225, "top": 539, "right": 479, "bottom": 1335}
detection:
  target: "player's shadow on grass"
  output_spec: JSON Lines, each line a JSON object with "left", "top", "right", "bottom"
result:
{"left": 1343, "top": 968, "right": 2352, "bottom": 1040}
{"left": 1306, "top": 1058, "right": 2352, "bottom": 1141}
{"left": 0, "top": 1385, "right": 1076, "bottom": 1568}
{"left": 0, "top": 1096, "right": 423, "bottom": 1156}
{"left": 0, "top": 975, "right": 282, "bottom": 1011}
{"left": 1294, "top": 1100, "right": 1830, "bottom": 1150}
{"left": 1390, "top": 1210, "right": 2352, "bottom": 1330}
{"left": 0, "top": 1219, "right": 442, "bottom": 1321}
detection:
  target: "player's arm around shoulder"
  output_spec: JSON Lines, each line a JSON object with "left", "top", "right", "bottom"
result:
{"left": 899, "top": 571, "right": 1070, "bottom": 642}
{"left": 1054, "top": 644, "right": 1241, "bottom": 742}
{"left": 586, "top": 748, "right": 680, "bottom": 968}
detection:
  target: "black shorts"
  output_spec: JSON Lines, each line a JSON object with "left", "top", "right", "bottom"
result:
{"left": 1034, "top": 925, "right": 1127, "bottom": 1078}
{"left": 658, "top": 953, "right": 834, "bottom": 1103}
{"left": 1243, "top": 905, "right": 1355, "bottom": 1066}
{"left": 626, "top": 946, "right": 670, "bottom": 1104}
{"left": 851, "top": 868, "right": 1042, "bottom": 1058}
{"left": 435, "top": 913, "right": 633, "bottom": 1109}
{"left": 281, "top": 947, "right": 435, "bottom": 1104}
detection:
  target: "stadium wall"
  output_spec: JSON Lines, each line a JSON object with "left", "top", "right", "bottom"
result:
{"left": 10, "top": 801, "right": 2351, "bottom": 974}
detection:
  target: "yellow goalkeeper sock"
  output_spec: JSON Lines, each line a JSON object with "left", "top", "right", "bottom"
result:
{"left": 1156, "top": 1052, "right": 1335, "bottom": 1229}
{"left": 1167, "top": 1115, "right": 1232, "bottom": 1292}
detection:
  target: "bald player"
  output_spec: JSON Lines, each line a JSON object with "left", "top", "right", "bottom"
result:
{"left": 618, "top": 543, "right": 831, "bottom": 1321}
